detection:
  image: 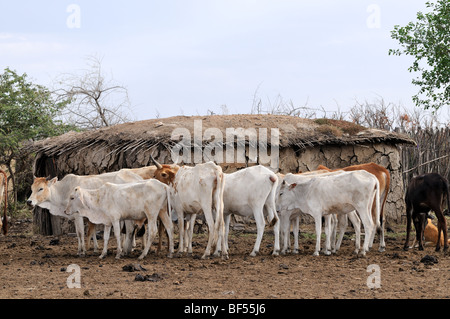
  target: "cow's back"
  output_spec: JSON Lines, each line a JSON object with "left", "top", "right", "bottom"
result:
{"left": 407, "top": 173, "right": 448, "bottom": 205}
{"left": 223, "top": 165, "right": 277, "bottom": 211}
{"left": 173, "top": 162, "right": 223, "bottom": 213}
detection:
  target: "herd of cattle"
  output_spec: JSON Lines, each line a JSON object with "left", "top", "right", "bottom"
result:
{"left": 1, "top": 157, "right": 449, "bottom": 261}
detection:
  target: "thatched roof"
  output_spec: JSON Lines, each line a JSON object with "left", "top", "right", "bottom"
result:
{"left": 33, "top": 114, "right": 414, "bottom": 156}
{"left": 30, "top": 114, "right": 415, "bottom": 176}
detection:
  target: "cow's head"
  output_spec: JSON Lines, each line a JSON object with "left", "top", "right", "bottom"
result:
{"left": 27, "top": 176, "right": 58, "bottom": 208}
{"left": 276, "top": 180, "right": 297, "bottom": 212}
{"left": 64, "top": 187, "right": 84, "bottom": 216}
{"left": 150, "top": 155, "right": 180, "bottom": 186}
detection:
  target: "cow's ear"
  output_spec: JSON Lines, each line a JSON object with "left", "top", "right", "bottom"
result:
{"left": 289, "top": 183, "right": 297, "bottom": 190}
{"left": 74, "top": 188, "right": 86, "bottom": 206}
{"left": 48, "top": 177, "right": 58, "bottom": 186}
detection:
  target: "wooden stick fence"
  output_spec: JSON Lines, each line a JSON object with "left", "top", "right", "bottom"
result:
{"left": 400, "top": 127, "right": 450, "bottom": 191}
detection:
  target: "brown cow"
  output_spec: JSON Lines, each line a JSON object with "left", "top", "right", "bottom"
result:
{"left": 411, "top": 218, "right": 450, "bottom": 248}
{"left": 317, "top": 163, "right": 390, "bottom": 252}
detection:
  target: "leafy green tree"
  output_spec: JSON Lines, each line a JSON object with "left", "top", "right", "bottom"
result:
{"left": 389, "top": 0, "right": 450, "bottom": 111}
{"left": 0, "top": 68, "right": 73, "bottom": 203}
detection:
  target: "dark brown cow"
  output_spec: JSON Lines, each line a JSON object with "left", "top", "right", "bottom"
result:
{"left": 404, "top": 173, "right": 449, "bottom": 252}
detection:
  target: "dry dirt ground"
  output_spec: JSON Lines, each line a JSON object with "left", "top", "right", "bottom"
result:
{"left": 0, "top": 217, "right": 449, "bottom": 300}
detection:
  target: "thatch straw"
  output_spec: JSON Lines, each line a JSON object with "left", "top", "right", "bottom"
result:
{"left": 32, "top": 114, "right": 415, "bottom": 158}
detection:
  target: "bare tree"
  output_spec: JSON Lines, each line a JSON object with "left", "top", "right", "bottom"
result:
{"left": 54, "top": 55, "right": 133, "bottom": 130}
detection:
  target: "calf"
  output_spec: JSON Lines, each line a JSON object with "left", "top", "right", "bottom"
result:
{"left": 64, "top": 179, "right": 174, "bottom": 260}
{"left": 277, "top": 170, "right": 380, "bottom": 256}
{"left": 404, "top": 173, "right": 449, "bottom": 252}
{"left": 27, "top": 170, "right": 143, "bottom": 256}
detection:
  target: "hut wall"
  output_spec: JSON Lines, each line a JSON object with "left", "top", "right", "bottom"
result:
{"left": 278, "top": 142, "right": 404, "bottom": 222}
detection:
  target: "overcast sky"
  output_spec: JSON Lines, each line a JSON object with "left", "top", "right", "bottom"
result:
{"left": 0, "top": 1, "right": 445, "bottom": 122}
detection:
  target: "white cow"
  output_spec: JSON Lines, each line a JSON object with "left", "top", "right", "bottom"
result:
{"left": 64, "top": 179, "right": 173, "bottom": 260}
{"left": 169, "top": 161, "right": 226, "bottom": 259}
{"left": 277, "top": 170, "right": 380, "bottom": 256}
{"left": 278, "top": 171, "right": 361, "bottom": 255}
{"left": 27, "top": 170, "right": 143, "bottom": 256}
{"left": 221, "top": 165, "right": 280, "bottom": 256}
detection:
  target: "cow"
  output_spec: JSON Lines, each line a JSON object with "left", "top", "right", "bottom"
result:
{"left": 150, "top": 156, "right": 226, "bottom": 259}
{"left": 64, "top": 179, "right": 174, "bottom": 260}
{"left": 276, "top": 170, "right": 361, "bottom": 255}
{"left": 317, "top": 163, "right": 390, "bottom": 252}
{"left": 220, "top": 165, "right": 280, "bottom": 256}
{"left": 404, "top": 173, "right": 449, "bottom": 252}
{"left": 27, "top": 170, "right": 143, "bottom": 256}
{"left": 121, "top": 165, "right": 157, "bottom": 180}
{"left": 411, "top": 218, "right": 450, "bottom": 248}
{"left": 277, "top": 170, "right": 380, "bottom": 256}
{"left": 0, "top": 169, "right": 8, "bottom": 235}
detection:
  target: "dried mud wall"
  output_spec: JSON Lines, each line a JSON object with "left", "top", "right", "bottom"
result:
{"left": 278, "top": 143, "right": 404, "bottom": 222}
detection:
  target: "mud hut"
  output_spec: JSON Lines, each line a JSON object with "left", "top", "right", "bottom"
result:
{"left": 31, "top": 114, "right": 415, "bottom": 235}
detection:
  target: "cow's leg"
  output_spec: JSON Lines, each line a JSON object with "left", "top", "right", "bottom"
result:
{"left": 158, "top": 207, "right": 174, "bottom": 258}
{"left": 280, "top": 213, "right": 290, "bottom": 255}
{"left": 86, "top": 222, "right": 98, "bottom": 253}
{"left": 434, "top": 208, "right": 448, "bottom": 252}
{"left": 279, "top": 216, "right": 287, "bottom": 253}
{"left": 223, "top": 214, "right": 231, "bottom": 254}
{"left": 177, "top": 210, "right": 185, "bottom": 256}
{"left": 413, "top": 212, "right": 425, "bottom": 250}
{"left": 293, "top": 216, "right": 300, "bottom": 254}
{"left": 100, "top": 224, "right": 111, "bottom": 259}
{"left": 328, "top": 214, "right": 337, "bottom": 254}
{"left": 250, "top": 205, "right": 266, "bottom": 257}
{"left": 112, "top": 219, "right": 123, "bottom": 259}
{"left": 139, "top": 212, "right": 158, "bottom": 260}
{"left": 313, "top": 214, "right": 322, "bottom": 256}
{"left": 378, "top": 215, "right": 386, "bottom": 252}
{"left": 358, "top": 209, "right": 374, "bottom": 256}
{"left": 74, "top": 215, "right": 86, "bottom": 257}
{"left": 122, "top": 220, "right": 135, "bottom": 256}
{"left": 265, "top": 204, "right": 280, "bottom": 256}
{"left": 348, "top": 211, "right": 361, "bottom": 254}
{"left": 186, "top": 214, "right": 196, "bottom": 254}
{"left": 323, "top": 215, "right": 332, "bottom": 256}
{"left": 335, "top": 214, "right": 348, "bottom": 253}
{"left": 202, "top": 209, "right": 215, "bottom": 259}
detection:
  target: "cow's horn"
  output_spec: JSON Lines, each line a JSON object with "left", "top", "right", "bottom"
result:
{"left": 150, "top": 155, "right": 163, "bottom": 169}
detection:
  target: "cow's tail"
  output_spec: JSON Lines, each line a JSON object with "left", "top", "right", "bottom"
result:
{"left": 373, "top": 178, "right": 381, "bottom": 231}
{"left": 165, "top": 184, "right": 172, "bottom": 221}
{"left": 267, "top": 174, "right": 279, "bottom": 227}
{"left": 0, "top": 170, "right": 7, "bottom": 236}
{"left": 213, "top": 168, "right": 225, "bottom": 247}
